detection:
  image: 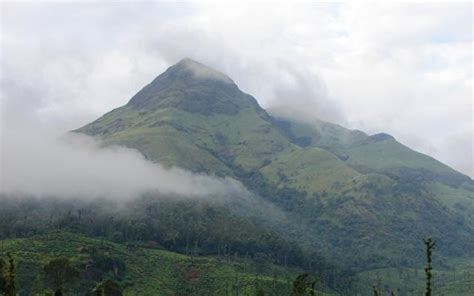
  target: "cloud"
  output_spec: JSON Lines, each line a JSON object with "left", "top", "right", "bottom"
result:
{"left": 321, "top": 2, "right": 473, "bottom": 176}
{"left": 0, "top": 125, "right": 246, "bottom": 199}
{"left": 179, "top": 58, "right": 234, "bottom": 84}
{"left": 0, "top": 2, "right": 472, "bottom": 177}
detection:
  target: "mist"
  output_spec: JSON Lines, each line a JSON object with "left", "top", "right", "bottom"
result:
{"left": 180, "top": 58, "right": 234, "bottom": 84}
{"left": 0, "top": 122, "right": 292, "bottom": 240}
{"left": 0, "top": 124, "right": 247, "bottom": 199}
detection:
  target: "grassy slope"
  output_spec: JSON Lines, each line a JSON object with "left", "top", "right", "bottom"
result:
{"left": 77, "top": 106, "right": 234, "bottom": 175}
{"left": 274, "top": 116, "right": 368, "bottom": 150}
{"left": 427, "top": 182, "right": 474, "bottom": 225}
{"left": 260, "top": 116, "right": 474, "bottom": 270}
{"left": 77, "top": 105, "right": 296, "bottom": 175}
{"left": 275, "top": 116, "right": 474, "bottom": 214}
{"left": 345, "top": 137, "right": 457, "bottom": 175}
{"left": 260, "top": 147, "right": 365, "bottom": 194}
{"left": 78, "top": 105, "right": 365, "bottom": 197}
{"left": 2, "top": 231, "right": 337, "bottom": 296}
{"left": 271, "top": 115, "right": 461, "bottom": 176}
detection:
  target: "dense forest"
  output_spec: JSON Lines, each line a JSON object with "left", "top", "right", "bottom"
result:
{"left": 1, "top": 195, "right": 473, "bottom": 295}
{"left": 0, "top": 194, "right": 349, "bottom": 295}
{"left": 0, "top": 194, "right": 324, "bottom": 270}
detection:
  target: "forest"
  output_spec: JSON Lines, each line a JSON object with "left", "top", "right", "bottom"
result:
{"left": 0, "top": 194, "right": 345, "bottom": 295}
{"left": 2, "top": 194, "right": 472, "bottom": 295}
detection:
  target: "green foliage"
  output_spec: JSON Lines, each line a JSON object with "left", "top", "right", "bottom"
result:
{"left": 43, "top": 258, "right": 80, "bottom": 295}
{"left": 423, "top": 238, "right": 436, "bottom": 296}
{"left": 353, "top": 257, "right": 474, "bottom": 296}
{"left": 0, "top": 231, "right": 327, "bottom": 295}
{"left": 92, "top": 279, "right": 123, "bottom": 296}
{"left": 255, "top": 288, "right": 265, "bottom": 296}
{"left": 292, "top": 273, "right": 317, "bottom": 296}
{"left": 372, "top": 285, "right": 380, "bottom": 296}
{"left": 0, "top": 196, "right": 319, "bottom": 272}
{"left": 0, "top": 253, "right": 16, "bottom": 296}
{"left": 0, "top": 258, "right": 4, "bottom": 293}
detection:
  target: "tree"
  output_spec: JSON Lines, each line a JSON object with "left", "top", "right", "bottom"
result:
{"left": 372, "top": 285, "right": 380, "bottom": 296}
{"left": 0, "top": 253, "right": 16, "bottom": 296}
{"left": 292, "top": 273, "right": 316, "bottom": 296}
{"left": 92, "top": 279, "right": 123, "bottom": 296}
{"left": 423, "top": 237, "right": 435, "bottom": 296}
{"left": 0, "top": 257, "right": 6, "bottom": 293}
{"left": 44, "top": 258, "right": 80, "bottom": 296}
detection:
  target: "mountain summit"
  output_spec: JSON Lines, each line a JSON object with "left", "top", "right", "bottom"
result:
{"left": 172, "top": 58, "right": 234, "bottom": 84}
{"left": 77, "top": 59, "right": 474, "bottom": 269}
{"left": 127, "top": 58, "right": 260, "bottom": 116}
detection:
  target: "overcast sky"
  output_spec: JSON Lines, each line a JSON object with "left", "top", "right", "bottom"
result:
{"left": 1, "top": 2, "right": 472, "bottom": 177}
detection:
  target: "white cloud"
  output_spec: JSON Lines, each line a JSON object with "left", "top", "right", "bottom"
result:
{"left": 0, "top": 2, "right": 472, "bottom": 177}
{"left": 0, "top": 125, "right": 246, "bottom": 199}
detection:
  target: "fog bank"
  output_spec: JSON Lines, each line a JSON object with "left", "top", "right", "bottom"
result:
{"left": 0, "top": 128, "right": 245, "bottom": 199}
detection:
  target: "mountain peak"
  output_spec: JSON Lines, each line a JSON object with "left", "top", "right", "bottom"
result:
{"left": 125, "top": 58, "right": 261, "bottom": 116}
{"left": 170, "top": 58, "right": 234, "bottom": 84}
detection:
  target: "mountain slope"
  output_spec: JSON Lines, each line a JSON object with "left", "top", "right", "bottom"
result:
{"left": 270, "top": 115, "right": 474, "bottom": 224}
{"left": 78, "top": 59, "right": 294, "bottom": 175}
{"left": 76, "top": 58, "right": 474, "bottom": 270}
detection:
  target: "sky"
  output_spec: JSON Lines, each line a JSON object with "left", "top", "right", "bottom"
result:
{"left": 0, "top": 1, "right": 472, "bottom": 181}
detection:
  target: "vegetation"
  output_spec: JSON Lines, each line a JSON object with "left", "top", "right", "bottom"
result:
{"left": 43, "top": 258, "right": 80, "bottom": 295}
{"left": 423, "top": 238, "right": 435, "bottom": 296}
{"left": 370, "top": 238, "right": 439, "bottom": 296}
{"left": 0, "top": 253, "right": 16, "bottom": 296}
{"left": 0, "top": 231, "right": 338, "bottom": 295}
{"left": 92, "top": 279, "right": 123, "bottom": 296}
{"left": 2, "top": 228, "right": 473, "bottom": 295}
{"left": 0, "top": 195, "right": 324, "bottom": 271}
{"left": 292, "top": 273, "right": 316, "bottom": 296}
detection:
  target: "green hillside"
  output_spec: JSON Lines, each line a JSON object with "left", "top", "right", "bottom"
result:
{"left": 272, "top": 115, "right": 474, "bottom": 228}
{"left": 271, "top": 115, "right": 466, "bottom": 178}
{"left": 75, "top": 58, "right": 474, "bottom": 272}
{"left": 260, "top": 146, "right": 363, "bottom": 194}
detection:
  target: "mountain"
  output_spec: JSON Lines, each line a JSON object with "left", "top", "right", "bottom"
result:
{"left": 77, "top": 58, "right": 286, "bottom": 175}
{"left": 76, "top": 58, "right": 474, "bottom": 270}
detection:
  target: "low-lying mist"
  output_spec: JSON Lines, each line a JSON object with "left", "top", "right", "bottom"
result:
{"left": 0, "top": 121, "right": 325, "bottom": 271}
{"left": 0, "top": 124, "right": 290, "bottom": 227}
{"left": 0, "top": 128, "right": 245, "bottom": 199}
